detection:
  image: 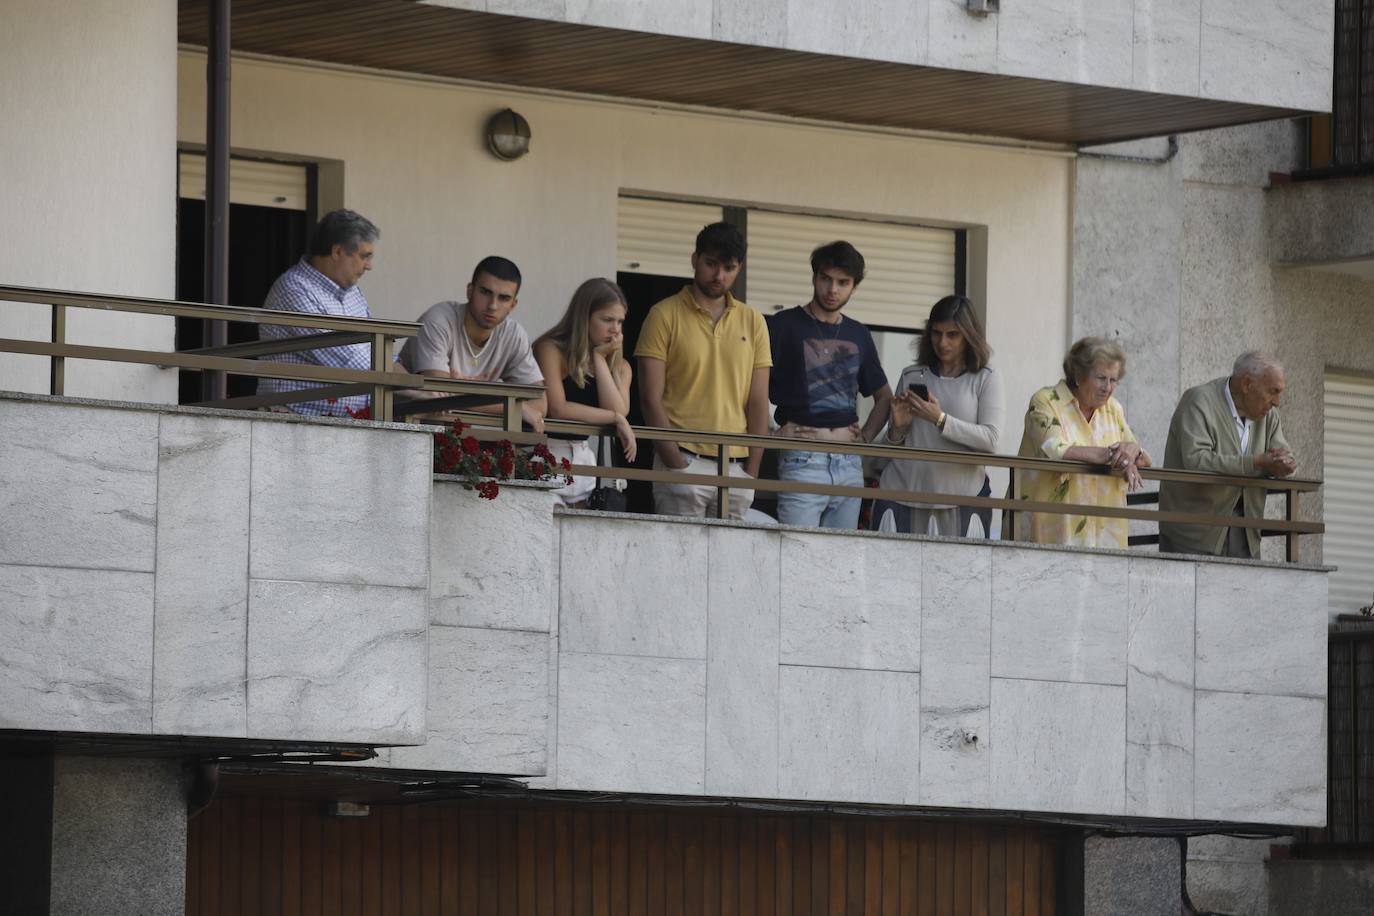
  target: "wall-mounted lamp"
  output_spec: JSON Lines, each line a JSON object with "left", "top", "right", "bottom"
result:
{"left": 486, "top": 108, "right": 532, "bottom": 161}
{"left": 966, "top": 0, "right": 999, "bottom": 14}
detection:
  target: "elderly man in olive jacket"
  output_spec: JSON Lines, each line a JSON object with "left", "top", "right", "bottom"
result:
{"left": 1159, "top": 351, "right": 1297, "bottom": 558}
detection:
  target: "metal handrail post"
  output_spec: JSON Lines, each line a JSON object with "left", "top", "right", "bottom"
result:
{"left": 49, "top": 304, "right": 65, "bottom": 396}
{"left": 1002, "top": 472, "right": 1017, "bottom": 540}
{"left": 1287, "top": 489, "right": 1302, "bottom": 563}
{"left": 715, "top": 449, "right": 730, "bottom": 520}
{"left": 371, "top": 332, "right": 393, "bottom": 421}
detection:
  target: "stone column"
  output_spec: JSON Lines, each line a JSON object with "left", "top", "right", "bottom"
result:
{"left": 1083, "top": 835, "right": 1182, "bottom": 916}
{"left": 0, "top": 750, "right": 55, "bottom": 912}
{"left": 48, "top": 756, "right": 186, "bottom": 916}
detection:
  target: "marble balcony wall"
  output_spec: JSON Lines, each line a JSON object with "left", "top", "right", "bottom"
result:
{"left": 0, "top": 391, "right": 1328, "bottom": 828}
{"left": 416, "top": 502, "right": 1330, "bottom": 828}
{"left": 0, "top": 393, "right": 431, "bottom": 747}
{"left": 386, "top": 478, "right": 558, "bottom": 775}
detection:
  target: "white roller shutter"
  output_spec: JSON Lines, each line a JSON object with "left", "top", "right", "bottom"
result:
{"left": 178, "top": 152, "right": 309, "bottom": 210}
{"left": 1324, "top": 371, "right": 1374, "bottom": 616}
{"left": 617, "top": 197, "right": 722, "bottom": 277}
{"left": 745, "top": 210, "right": 958, "bottom": 331}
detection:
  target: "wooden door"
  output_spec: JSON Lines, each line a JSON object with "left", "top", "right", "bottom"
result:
{"left": 186, "top": 797, "right": 1063, "bottom": 915}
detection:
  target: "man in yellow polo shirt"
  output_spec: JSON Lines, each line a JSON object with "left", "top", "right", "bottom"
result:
{"left": 635, "top": 221, "right": 772, "bottom": 518}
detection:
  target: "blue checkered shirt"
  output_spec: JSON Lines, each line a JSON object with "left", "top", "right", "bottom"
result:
{"left": 258, "top": 259, "right": 373, "bottom": 416}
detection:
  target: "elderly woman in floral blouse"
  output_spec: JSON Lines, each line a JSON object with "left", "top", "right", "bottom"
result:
{"left": 1014, "top": 336, "right": 1151, "bottom": 548}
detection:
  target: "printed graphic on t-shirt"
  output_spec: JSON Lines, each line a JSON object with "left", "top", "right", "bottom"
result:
{"left": 804, "top": 339, "right": 860, "bottom": 416}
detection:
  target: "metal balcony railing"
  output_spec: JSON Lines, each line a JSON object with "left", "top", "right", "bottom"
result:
{"left": 0, "top": 285, "right": 1323, "bottom": 562}
{"left": 0, "top": 284, "right": 542, "bottom": 429}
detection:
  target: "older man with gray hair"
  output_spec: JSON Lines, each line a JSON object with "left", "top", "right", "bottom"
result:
{"left": 1158, "top": 351, "right": 1296, "bottom": 558}
{"left": 258, "top": 208, "right": 381, "bottom": 416}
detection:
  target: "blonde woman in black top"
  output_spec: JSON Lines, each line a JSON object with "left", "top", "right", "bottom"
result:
{"left": 533, "top": 278, "right": 638, "bottom": 507}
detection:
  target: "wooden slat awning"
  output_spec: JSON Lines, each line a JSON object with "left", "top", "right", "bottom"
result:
{"left": 178, "top": 0, "right": 1310, "bottom": 146}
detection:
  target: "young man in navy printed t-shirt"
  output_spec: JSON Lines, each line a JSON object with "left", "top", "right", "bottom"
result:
{"left": 767, "top": 241, "right": 892, "bottom": 528}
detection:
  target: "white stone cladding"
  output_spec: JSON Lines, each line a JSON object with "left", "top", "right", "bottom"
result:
{"left": 0, "top": 394, "right": 1329, "bottom": 828}
{"left": 0, "top": 395, "right": 431, "bottom": 746}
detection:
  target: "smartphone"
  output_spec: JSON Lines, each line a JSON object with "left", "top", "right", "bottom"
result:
{"left": 907, "top": 382, "right": 930, "bottom": 400}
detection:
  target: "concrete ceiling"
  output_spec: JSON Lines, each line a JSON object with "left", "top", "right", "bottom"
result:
{"left": 178, "top": 0, "right": 1312, "bottom": 147}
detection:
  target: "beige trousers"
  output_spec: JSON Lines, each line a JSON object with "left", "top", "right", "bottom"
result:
{"left": 652, "top": 451, "right": 754, "bottom": 520}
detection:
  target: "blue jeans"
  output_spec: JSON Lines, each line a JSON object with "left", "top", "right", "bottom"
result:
{"left": 776, "top": 450, "right": 863, "bottom": 529}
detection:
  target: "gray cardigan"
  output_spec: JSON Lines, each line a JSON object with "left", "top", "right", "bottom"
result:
{"left": 878, "top": 364, "right": 1004, "bottom": 508}
{"left": 1158, "top": 376, "right": 1293, "bottom": 556}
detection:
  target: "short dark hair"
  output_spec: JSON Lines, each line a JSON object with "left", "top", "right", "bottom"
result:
{"left": 810, "top": 241, "right": 865, "bottom": 284}
{"left": 309, "top": 209, "right": 379, "bottom": 257}
{"left": 471, "top": 255, "right": 522, "bottom": 292}
{"left": 694, "top": 221, "right": 746, "bottom": 264}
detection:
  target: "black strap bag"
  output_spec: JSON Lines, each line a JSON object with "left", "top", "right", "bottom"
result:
{"left": 583, "top": 432, "right": 627, "bottom": 512}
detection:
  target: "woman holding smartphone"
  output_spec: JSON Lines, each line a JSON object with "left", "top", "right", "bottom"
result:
{"left": 870, "top": 295, "right": 1004, "bottom": 536}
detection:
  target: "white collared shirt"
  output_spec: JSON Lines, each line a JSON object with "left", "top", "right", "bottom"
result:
{"left": 1223, "top": 377, "right": 1252, "bottom": 452}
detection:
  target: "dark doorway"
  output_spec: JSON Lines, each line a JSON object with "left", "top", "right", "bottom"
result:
{"left": 175, "top": 198, "right": 309, "bottom": 404}
{"left": 615, "top": 271, "right": 689, "bottom": 514}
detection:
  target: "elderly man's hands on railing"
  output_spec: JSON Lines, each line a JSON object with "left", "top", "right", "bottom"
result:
{"left": 1256, "top": 447, "right": 1297, "bottom": 478}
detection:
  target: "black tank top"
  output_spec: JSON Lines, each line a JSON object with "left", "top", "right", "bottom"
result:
{"left": 548, "top": 373, "right": 599, "bottom": 441}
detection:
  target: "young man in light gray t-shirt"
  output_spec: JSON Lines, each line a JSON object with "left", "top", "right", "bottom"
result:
{"left": 396, "top": 255, "right": 547, "bottom": 429}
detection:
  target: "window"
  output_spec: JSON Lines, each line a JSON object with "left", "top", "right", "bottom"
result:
{"left": 1324, "top": 371, "right": 1374, "bottom": 616}
{"left": 743, "top": 209, "right": 960, "bottom": 332}
{"left": 1306, "top": 1, "right": 1374, "bottom": 172}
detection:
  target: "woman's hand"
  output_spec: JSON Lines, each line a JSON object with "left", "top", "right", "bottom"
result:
{"left": 521, "top": 401, "right": 545, "bottom": 434}
{"left": 1105, "top": 441, "right": 1141, "bottom": 470}
{"left": 909, "top": 391, "right": 943, "bottom": 426}
{"left": 887, "top": 393, "right": 914, "bottom": 441}
{"left": 1103, "top": 442, "right": 1146, "bottom": 491}
{"left": 614, "top": 414, "right": 637, "bottom": 463}
{"left": 1122, "top": 462, "right": 1144, "bottom": 492}
{"left": 594, "top": 333, "right": 623, "bottom": 361}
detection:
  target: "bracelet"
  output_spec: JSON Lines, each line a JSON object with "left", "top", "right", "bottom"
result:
{"left": 936, "top": 412, "right": 947, "bottom": 430}
{"left": 886, "top": 426, "right": 905, "bottom": 444}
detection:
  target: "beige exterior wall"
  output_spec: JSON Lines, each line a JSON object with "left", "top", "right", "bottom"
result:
{"left": 0, "top": 0, "right": 178, "bottom": 403}
{"left": 177, "top": 51, "right": 1074, "bottom": 461}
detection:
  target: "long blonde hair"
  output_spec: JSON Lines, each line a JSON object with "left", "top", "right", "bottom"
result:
{"left": 535, "top": 278, "right": 628, "bottom": 387}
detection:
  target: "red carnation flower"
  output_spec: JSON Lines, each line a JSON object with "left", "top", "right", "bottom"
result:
{"left": 476, "top": 480, "right": 500, "bottom": 500}
{"left": 462, "top": 436, "right": 480, "bottom": 456}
